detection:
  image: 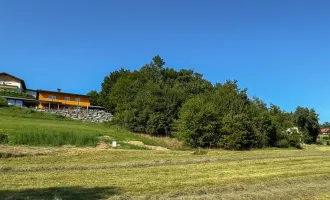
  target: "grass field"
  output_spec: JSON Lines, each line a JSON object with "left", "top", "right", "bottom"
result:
{"left": 1, "top": 107, "right": 330, "bottom": 199}
{"left": 1, "top": 145, "right": 330, "bottom": 199}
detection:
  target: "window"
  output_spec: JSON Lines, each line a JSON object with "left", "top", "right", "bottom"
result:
{"left": 75, "top": 98, "right": 80, "bottom": 102}
{"left": 49, "top": 95, "right": 56, "bottom": 100}
{"left": 64, "top": 97, "right": 70, "bottom": 101}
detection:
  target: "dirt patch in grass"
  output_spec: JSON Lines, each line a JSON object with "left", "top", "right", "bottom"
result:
{"left": 136, "top": 134, "right": 185, "bottom": 150}
{"left": 96, "top": 141, "right": 110, "bottom": 149}
{"left": 127, "top": 141, "right": 169, "bottom": 151}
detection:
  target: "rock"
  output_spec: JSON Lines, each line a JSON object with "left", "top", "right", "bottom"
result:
{"left": 38, "top": 109, "right": 113, "bottom": 123}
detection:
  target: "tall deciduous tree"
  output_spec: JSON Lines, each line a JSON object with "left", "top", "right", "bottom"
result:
{"left": 87, "top": 90, "right": 100, "bottom": 106}
{"left": 294, "top": 106, "right": 321, "bottom": 143}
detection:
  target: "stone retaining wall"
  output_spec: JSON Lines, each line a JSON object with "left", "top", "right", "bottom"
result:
{"left": 38, "top": 109, "right": 113, "bottom": 123}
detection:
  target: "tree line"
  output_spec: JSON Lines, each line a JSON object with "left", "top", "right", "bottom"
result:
{"left": 88, "top": 56, "right": 321, "bottom": 150}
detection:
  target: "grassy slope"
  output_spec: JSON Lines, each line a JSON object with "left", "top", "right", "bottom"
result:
{"left": 1, "top": 146, "right": 330, "bottom": 199}
{"left": 0, "top": 107, "right": 173, "bottom": 148}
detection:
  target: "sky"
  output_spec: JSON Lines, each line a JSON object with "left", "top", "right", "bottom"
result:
{"left": 0, "top": 0, "right": 329, "bottom": 122}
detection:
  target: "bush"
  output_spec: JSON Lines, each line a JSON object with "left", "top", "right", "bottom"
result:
{"left": 288, "top": 131, "right": 301, "bottom": 148}
{"left": 276, "top": 139, "right": 290, "bottom": 148}
{"left": 0, "top": 97, "right": 7, "bottom": 107}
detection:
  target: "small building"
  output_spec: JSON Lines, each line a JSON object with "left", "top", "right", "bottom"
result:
{"left": 37, "top": 89, "right": 90, "bottom": 110}
{"left": 321, "top": 128, "right": 330, "bottom": 135}
{"left": 1, "top": 72, "right": 90, "bottom": 110}
{"left": 0, "top": 72, "right": 38, "bottom": 107}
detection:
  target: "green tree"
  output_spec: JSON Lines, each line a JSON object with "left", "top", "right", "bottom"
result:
{"left": 294, "top": 106, "right": 321, "bottom": 143}
{"left": 87, "top": 90, "right": 100, "bottom": 106}
{"left": 321, "top": 122, "right": 330, "bottom": 128}
{"left": 99, "top": 68, "right": 131, "bottom": 112}
{"left": 95, "top": 55, "right": 317, "bottom": 150}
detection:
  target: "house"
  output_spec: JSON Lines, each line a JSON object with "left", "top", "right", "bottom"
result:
{"left": 0, "top": 72, "right": 91, "bottom": 110}
{"left": 321, "top": 128, "right": 330, "bottom": 135}
{"left": 0, "top": 72, "right": 38, "bottom": 107}
{"left": 37, "top": 89, "right": 90, "bottom": 110}
{"left": 0, "top": 72, "right": 26, "bottom": 92}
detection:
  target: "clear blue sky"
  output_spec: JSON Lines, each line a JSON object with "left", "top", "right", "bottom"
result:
{"left": 0, "top": 0, "right": 329, "bottom": 122}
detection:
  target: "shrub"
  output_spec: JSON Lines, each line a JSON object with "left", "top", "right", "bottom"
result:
{"left": 301, "top": 132, "right": 313, "bottom": 144}
{"left": 276, "top": 139, "right": 290, "bottom": 148}
{"left": 288, "top": 130, "right": 301, "bottom": 148}
{"left": 0, "top": 97, "right": 7, "bottom": 107}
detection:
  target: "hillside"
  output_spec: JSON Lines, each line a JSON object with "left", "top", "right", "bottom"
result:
{"left": 0, "top": 107, "right": 179, "bottom": 150}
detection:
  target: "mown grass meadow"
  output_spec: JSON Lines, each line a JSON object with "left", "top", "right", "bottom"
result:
{"left": 1, "top": 146, "right": 330, "bottom": 199}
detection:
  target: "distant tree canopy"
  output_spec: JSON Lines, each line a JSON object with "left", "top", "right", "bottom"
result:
{"left": 88, "top": 56, "right": 321, "bottom": 150}
{"left": 321, "top": 122, "right": 330, "bottom": 129}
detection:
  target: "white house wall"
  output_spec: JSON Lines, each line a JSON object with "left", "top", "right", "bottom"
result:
{"left": 0, "top": 74, "right": 23, "bottom": 92}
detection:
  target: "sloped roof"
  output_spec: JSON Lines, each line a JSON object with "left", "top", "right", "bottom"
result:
{"left": 0, "top": 72, "right": 27, "bottom": 90}
{"left": 38, "top": 89, "right": 89, "bottom": 97}
{"left": 321, "top": 128, "right": 330, "bottom": 134}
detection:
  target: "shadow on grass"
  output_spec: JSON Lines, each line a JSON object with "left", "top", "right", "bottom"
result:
{"left": 0, "top": 186, "right": 120, "bottom": 200}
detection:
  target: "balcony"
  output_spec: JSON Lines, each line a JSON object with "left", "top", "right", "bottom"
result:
{"left": 0, "top": 90, "right": 36, "bottom": 100}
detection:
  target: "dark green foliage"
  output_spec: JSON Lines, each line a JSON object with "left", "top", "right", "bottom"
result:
{"left": 96, "top": 56, "right": 320, "bottom": 150}
{"left": 87, "top": 90, "right": 101, "bottom": 106}
{"left": 100, "top": 56, "right": 212, "bottom": 136}
{"left": 294, "top": 107, "right": 321, "bottom": 143}
{"left": 176, "top": 81, "right": 263, "bottom": 150}
{"left": 287, "top": 129, "right": 302, "bottom": 148}
{"left": 0, "top": 97, "right": 7, "bottom": 107}
{"left": 176, "top": 81, "right": 306, "bottom": 150}
{"left": 321, "top": 122, "right": 330, "bottom": 129}
{"left": 100, "top": 68, "right": 131, "bottom": 112}
{"left": 0, "top": 90, "right": 35, "bottom": 99}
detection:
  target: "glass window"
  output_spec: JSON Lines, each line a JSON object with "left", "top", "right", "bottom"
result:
{"left": 75, "top": 98, "right": 80, "bottom": 102}
{"left": 49, "top": 95, "right": 56, "bottom": 100}
{"left": 64, "top": 97, "right": 70, "bottom": 101}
